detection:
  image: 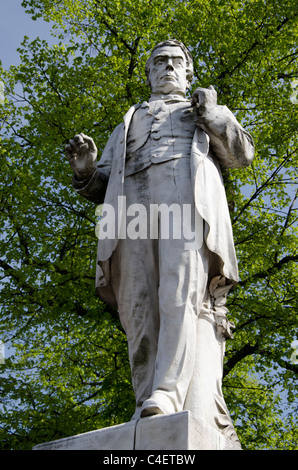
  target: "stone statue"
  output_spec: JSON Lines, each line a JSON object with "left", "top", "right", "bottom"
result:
{"left": 65, "top": 39, "right": 254, "bottom": 446}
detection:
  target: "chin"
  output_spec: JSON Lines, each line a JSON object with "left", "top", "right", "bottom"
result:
{"left": 164, "top": 88, "right": 182, "bottom": 95}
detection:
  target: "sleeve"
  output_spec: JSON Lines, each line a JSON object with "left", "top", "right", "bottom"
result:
{"left": 196, "top": 105, "right": 255, "bottom": 169}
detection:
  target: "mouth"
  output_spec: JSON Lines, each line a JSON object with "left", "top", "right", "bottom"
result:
{"left": 162, "top": 74, "right": 177, "bottom": 81}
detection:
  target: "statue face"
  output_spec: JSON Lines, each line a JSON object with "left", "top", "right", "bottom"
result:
{"left": 148, "top": 45, "right": 190, "bottom": 95}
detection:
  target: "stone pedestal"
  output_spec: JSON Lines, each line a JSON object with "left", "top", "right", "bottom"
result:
{"left": 33, "top": 411, "right": 241, "bottom": 450}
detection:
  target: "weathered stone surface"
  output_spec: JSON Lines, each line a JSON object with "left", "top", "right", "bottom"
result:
{"left": 64, "top": 39, "right": 255, "bottom": 445}
{"left": 33, "top": 411, "right": 241, "bottom": 450}
{"left": 33, "top": 420, "right": 136, "bottom": 451}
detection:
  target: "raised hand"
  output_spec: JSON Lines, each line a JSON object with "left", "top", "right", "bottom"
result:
{"left": 65, "top": 133, "right": 97, "bottom": 180}
{"left": 191, "top": 85, "right": 217, "bottom": 117}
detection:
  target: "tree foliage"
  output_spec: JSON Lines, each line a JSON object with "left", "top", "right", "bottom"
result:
{"left": 0, "top": 0, "right": 297, "bottom": 450}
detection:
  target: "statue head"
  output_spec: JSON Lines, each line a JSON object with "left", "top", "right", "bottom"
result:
{"left": 145, "top": 39, "right": 194, "bottom": 95}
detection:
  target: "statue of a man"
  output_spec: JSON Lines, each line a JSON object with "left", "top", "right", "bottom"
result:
{"left": 66, "top": 40, "right": 254, "bottom": 445}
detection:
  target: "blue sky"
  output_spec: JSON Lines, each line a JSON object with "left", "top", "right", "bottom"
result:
{"left": 0, "top": 1, "right": 55, "bottom": 358}
{"left": 0, "top": 0, "right": 53, "bottom": 69}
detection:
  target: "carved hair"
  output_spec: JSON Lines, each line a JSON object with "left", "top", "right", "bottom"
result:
{"left": 145, "top": 39, "right": 194, "bottom": 88}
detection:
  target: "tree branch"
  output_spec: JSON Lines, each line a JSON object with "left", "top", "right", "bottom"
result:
{"left": 239, "top": 253, "right": 298, "bottom": 287}
{"left": 223, "top": 342, "right": 259, "bottom": 377}
{"left": 217, "top": 15, "right": 296, "bottom": 81}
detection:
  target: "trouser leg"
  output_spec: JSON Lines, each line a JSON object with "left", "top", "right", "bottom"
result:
{"left": 146, "top": 238, "right": 209, "bottom": 415}
{"left": 110, "top": 234, "right": 160, "bottom": 413}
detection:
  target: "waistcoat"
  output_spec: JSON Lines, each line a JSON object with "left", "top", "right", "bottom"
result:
{"left": 125, "top": 98, "right": 196, "bottom": 176}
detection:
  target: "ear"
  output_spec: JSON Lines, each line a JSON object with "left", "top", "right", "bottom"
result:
{"left": 186, "top": 72, "right": 193, "bottom": 89}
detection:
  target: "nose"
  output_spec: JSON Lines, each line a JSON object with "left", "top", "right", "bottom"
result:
{"left": 166, "top": 59, "right": 174, "bottom": 71}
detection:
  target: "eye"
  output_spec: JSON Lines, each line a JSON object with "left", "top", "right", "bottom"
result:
{"left": 174, "top": 58, "right": 184, "bottom": 67}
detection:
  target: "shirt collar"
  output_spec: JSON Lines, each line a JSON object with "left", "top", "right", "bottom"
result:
{"left": 149, "top": 92, "right": 189, "bottom": 103}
